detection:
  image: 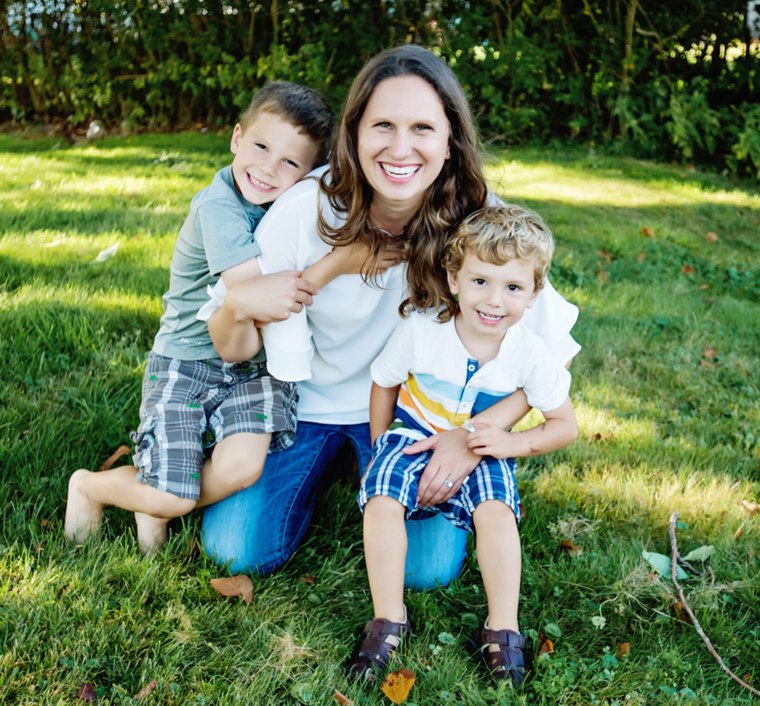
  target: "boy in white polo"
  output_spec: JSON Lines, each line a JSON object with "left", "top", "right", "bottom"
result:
{"left": 350, "top": 205, "right": 579, "bottom": 686}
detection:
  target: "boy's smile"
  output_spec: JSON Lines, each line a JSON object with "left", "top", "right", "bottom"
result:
{"left": 230, "top": 111, "right": 319, "bottom": 206}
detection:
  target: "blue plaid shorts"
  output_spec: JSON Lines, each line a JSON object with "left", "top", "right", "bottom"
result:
{"left": 132, "top": 352, "right": 297, "bottom": 500}
{"left": 358, "top": 429, "right": 520, "bottom": 532}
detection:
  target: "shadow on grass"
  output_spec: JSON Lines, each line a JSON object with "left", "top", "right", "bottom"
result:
{"left": 0, "top": 252, "right": 169, "bottom": 298}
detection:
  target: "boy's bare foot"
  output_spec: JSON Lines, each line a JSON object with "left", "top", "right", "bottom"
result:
{"left": 64, "top": 469, "right": 103, "bottom": 543}
{"left": 134, "top": 512, "right": 169, "bottom": 554}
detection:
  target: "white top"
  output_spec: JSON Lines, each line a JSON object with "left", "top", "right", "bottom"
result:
{"left": 200, "top": 165, "right": 581, "bottom": 425}
{"left": 371, "top": 311, "right": 571, "bottom": 439}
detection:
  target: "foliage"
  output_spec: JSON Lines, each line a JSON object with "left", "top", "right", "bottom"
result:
{"left": 1, "top": 1, "right": 758, "bottom": 178}
{"left": 1, "top": 133, "right": 758, "bottom": 704}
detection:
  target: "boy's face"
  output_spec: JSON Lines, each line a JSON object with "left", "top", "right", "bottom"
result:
{"left": 448, "top": 251, "right": 539, "bottom": 344}
{"left": 230, "top": 111, "right": 320, "bottom": 206}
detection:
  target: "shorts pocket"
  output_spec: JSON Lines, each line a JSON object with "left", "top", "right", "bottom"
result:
{"left": 131, "top": 417, "right": 158, "bottom": 478}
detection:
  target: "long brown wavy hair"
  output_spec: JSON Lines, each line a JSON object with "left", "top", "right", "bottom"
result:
{"left": 318, "top": 44, "right": 487, "bottom": 314}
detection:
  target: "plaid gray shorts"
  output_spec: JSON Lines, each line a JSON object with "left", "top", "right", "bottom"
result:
{"left": 132, "top": 352, "right": 297, "bottom": 500}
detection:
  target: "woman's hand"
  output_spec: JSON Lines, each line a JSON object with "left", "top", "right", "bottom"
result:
{"left": 406, "top": 428, "right": 480, "bottom": 506}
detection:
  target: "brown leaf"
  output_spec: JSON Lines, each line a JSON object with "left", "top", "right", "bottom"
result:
{"left": 705, "top": 231, "right": 718, "bottom": 243}
{"left": 299, "top": 575, "right": 317, "bottom": 584}
{"left": 380, "top": 668, "right": 416, "bottom": 704}
{"left": 703, "top": 346, "right": 717, "bottom": 359}
{"left": 135, "top": 680, "right": 158, "bottom": 700}
{"left": 77, "top": 683, "right": 97, "bottom": 702}
{"left": 641, "top": 226, "right": 654, "bottom": 237}
{"left": 741, "top": 500, "right": 759, "bottom": 515}
{"left": 334, "top": 689, "right": 353, "bottom": 705}
{"left": 98, "top": 444, "right": 131, "bottom": 471}
{"left": 637, "top": 252, "right": 648, "bottom": 262}
{"left": 674, "top": 601, "right": 691, "bottom": 623}
{"left": 616, "top": 642, "right": 631, "bottom": 657}
{"left": 210, "top": 575, "right": 253, "bottom": 604}
{"left": 559, "top": 539, "right": 584, "bottom": 557}
{"left": 681, "top": 264, "right": 695, "bottom": 275}
{"left": 596, "top": 249, "right": 613, "bottom": 264}
{"left": 538, "top": 635, "right": 554, "bottom": 656}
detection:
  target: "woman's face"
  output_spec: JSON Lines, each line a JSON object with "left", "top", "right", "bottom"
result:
{"left": 357, "top": 75, "right": 451, "bottom": 214}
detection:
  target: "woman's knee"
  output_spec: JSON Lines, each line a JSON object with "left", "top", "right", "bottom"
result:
{"left": 404, "top": 514, "right": 468, "bottom": 591}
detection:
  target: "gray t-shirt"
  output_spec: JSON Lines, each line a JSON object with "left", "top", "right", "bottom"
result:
{"left": 152, "top": 166, "right": 265, "bottom": 361}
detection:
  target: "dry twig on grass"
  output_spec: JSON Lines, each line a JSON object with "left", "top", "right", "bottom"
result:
{"left": 668, "top": 511, "right": 759, "bottom": 697}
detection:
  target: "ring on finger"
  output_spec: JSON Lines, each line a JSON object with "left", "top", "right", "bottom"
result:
{"left": 443, "top": 479, "right": 454, "bottom": 489}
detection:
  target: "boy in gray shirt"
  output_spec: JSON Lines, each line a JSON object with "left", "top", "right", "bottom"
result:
{"left": 66, "top": 82, "right": 339, "bottom": 552}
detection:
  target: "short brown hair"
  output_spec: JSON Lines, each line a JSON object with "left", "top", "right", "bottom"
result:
{"left": 239, "top": 81, "right": 336, "bottom": 166}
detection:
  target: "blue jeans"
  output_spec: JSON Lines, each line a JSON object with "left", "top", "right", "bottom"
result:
{"left": 201, "top": 420, "right": 469, "bottom": 590}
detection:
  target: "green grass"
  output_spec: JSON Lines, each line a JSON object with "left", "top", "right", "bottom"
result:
{"left": 1, "top": 132, "right": 758, "bottom": 705}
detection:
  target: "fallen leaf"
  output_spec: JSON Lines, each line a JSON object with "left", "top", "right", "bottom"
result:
{"left": 334, "top": 690, "right": 353, "bottom": 705}
{"left": 674, "top": 601, "right": 691, "bottom": 623}
{"left": 538, "top": 635, "right": 554, "bottom": 655}
{"left": 641, "top": 226, "right": 654, "bottom": 237}
{"left": 77, "top": 683, "right": 97, "bottom": 702}
{"left": 559, "top": 539, "right": 583, "bottom": 557}
{"left": 703, "top": 346, "right": 716, "bottom": 359}
{"left": 705, "top": 231, "right": 718, "bottom": 243}
{"left": 98, "top": 444, "right": 131, "bottom": 471}
{"left": 741, "top": 500, "right": 759, "bottom": 515}
{"left": 637, "top": 252, "right": 648, "bottom": 262}
{"left": 596, "top": 249, "right": 613, "bottom": 263}
{"left": 210, "top": 575, "right": 253, "bottom": 604}
{"left": 93, "top": 242, "right": 120, "bottom": 262}
{"left": 616, "top": 642, "right": 631, "bottom": 657}
{"left": 683, "top": 545, "right": 714, "bottom": 562}
{"left": 681, "top": 264, "right": 695, "bottom": 275}
{"left": 299, "top": 575, "right": 316, "bottom": 584}
{"left": 380, "top": 668, "right": 416, "bottom": 704}
{"left": 135, "top": 680, "right": 158, "bottom": 700}
{"left": 642, "top": 551, "right": 688, "bottom": 580}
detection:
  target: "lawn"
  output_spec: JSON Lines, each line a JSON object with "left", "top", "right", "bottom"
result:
{"left": 0, "top": 131, "right": 758, "bottom": 705}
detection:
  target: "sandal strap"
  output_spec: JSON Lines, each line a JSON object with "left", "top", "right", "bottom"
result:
{"left": 348, "top": 617, "right": 409, "bottom": 679}
{"left": 478, "top": 628, "right": 528, "bottom": 685}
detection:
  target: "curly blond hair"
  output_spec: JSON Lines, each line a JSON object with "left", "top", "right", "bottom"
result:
{"left": 436, "top": 204, "right": 555, "bottom": 322}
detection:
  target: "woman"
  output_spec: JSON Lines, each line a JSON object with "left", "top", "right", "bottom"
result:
{"left": 202, "top": 45, "right": 580, "bottom": 588}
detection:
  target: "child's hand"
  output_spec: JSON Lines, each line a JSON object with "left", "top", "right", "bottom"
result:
{"left": 466, "top": 420, "right": 513, "bottom": 459}
{"left": 331, "top": 241, "right": 405, "bottom": 277}
{"left": 227, "top": 271, "right": 317, "bottom": 324}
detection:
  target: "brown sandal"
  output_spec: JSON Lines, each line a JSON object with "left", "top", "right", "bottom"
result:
{"left": 346, "top": 615, "right": 410, "bottom": 682}
{"left": 474, "top": 627, "right": 530, "bottom": 686}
